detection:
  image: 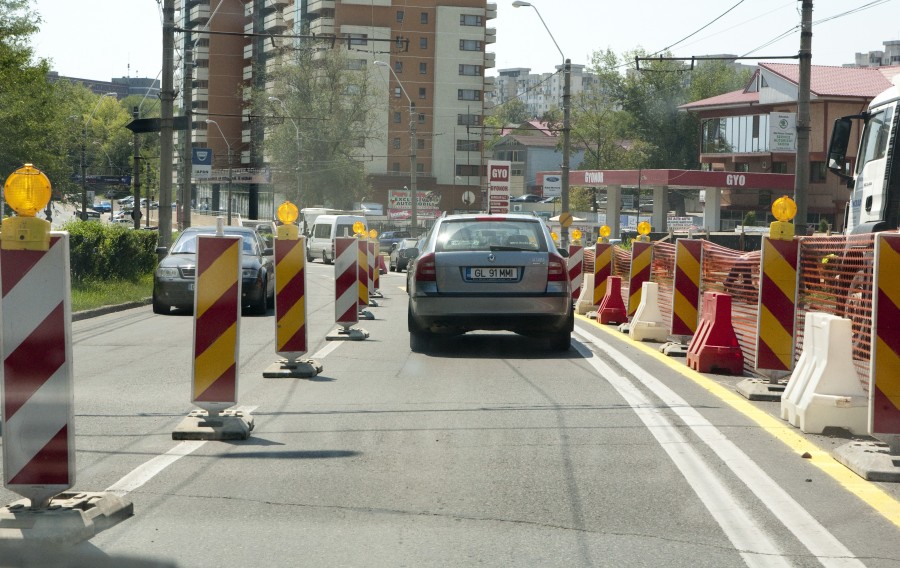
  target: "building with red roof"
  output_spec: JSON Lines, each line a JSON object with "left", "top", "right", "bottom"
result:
{"left": 681, "top": 62, "right": 900, "bottom": 230}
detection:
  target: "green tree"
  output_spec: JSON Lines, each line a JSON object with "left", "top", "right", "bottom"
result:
{"left": 260, "top": 46, "right": 379, "bottom": 209}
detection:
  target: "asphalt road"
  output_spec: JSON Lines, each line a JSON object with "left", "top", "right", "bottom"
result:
{"left": 2, "top": 260, "right": 899, "bottom": 567}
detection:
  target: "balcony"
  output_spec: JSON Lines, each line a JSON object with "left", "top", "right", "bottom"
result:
{"left": 263, "top": 36, "right": 284, "bottom": 54}
{"left": 307, "top": 0, "right": 335, "bottom": 15}
{"left": 194, "top": 130, "right": 207, "bottom": 144}
{"left": 486, "top": 3, "right": 497, "bottom": 20}
{"left": 244, "top": 22, "right": 254, "bottom": 36}
{"left": 241, "top": 150, "right": 251, "bottom": 165}
{"left": 483, "top": 76, "right": 495, "bottom": 89}
{"left": 193, "top": 45, "right": 209, "bottom": 63}
{"left": 485, "top": 28, "right": 496, "bottom": 44}
{"left": 243, "top": 65, "right": 253, "bottom": 81}
{"left": 484, "top": 52, "right": 496, "bottom": 69}
{"left": 264, "top": 0, "right": 290, "bottom": 10}
{"left": 194, "top": 67, "right": 209, "bottom": 81}
{"left": 265, "top": 56, "right": 281, "bottom": 74}
{"left": 243, "top": 44, "right": 254, "bottom": 60}
{"left": 242, "top": 128, "right": 252, "bottom": 144}
{"left": 263, "top": 11, "right": 286, "bottom": 32}
{"left": 188, "top": 3, "right": 209, "bottom": 25}
{"left": 191, "top": 87, "right": 208, "bottom": 101}
{"left": 309, "top": 16, "right": 335, "bottom": 35}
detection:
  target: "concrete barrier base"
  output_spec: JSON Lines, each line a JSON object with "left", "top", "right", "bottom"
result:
{"left": 172, "top": 409, "right": 254, "bottom": 440}
{"left": 833, "top": 440, "right": 900, "bottom": 482}
{"left": 0, "top": 492, "right": 133, "bottom": 546}
{"left": 326, "top": 326, "right": 369, "bottom": 341}
{"left": 263, "top": 358, "right": 323, "bottom": 378}
{"left": 736, "top": 378, "right": 787, "bottom": 402}
{"left": 358, "top": 309, "right": 375, "bottom": 320}
{"left": 660, "top": 341, "right": 689, "bottom": 357}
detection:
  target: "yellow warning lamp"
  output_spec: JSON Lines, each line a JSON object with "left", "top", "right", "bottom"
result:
{"left": 598, "top": 225, "right": 611, "bottom": 243}
{"left": 368, "top": 229, "right": 378, "bottom": 240}
{"left": 2, "top": 164, "right": 52, "bottom": 251}
{"left": 276, "top": 201, "right": 300, "bottom": 240}
{"left": 571, "top": 229, "right": 582, "bottom": 244}
{"left": 550, "top": 231, "right": 558, "bottom": 244}
{"left": 352, "top": 220, "right": 365, "bottom": 237}
{"left": 770, "top": 195, "right": 796, "bottom": 241}
{"left": 635, "top": 221, "right": 652, "bottom": 242}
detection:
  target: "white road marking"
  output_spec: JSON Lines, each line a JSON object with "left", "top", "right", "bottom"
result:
{"left": 311, "top": 340, "right": 342, "bottom": 360}
{"left": 575, "top": 327, "right": 865, "bottom": 568}
{"left": 106, "top": 440, "right": 207, "bottom": 496}
{"left": 571, "top": 339, "right": 791, "bottom": 568}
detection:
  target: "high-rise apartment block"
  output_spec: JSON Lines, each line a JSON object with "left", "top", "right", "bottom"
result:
{"left": 175, "top": 0, "right": 496, "bottom": 222}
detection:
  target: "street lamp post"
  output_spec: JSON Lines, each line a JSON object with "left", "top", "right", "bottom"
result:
{"left": 512, "top": 1, "right": 571, "bottom": 248}
{"left": 373, "top": 60, "right": 418, "bottom": 235}
{"left": 205, "top": 119, "right": 233, "bottom": 225}
{"left": 80, "top": 92, "right": 117, "bottom": 221}
{"left": 268, "top": 96, "right": 302, "bottom": 203}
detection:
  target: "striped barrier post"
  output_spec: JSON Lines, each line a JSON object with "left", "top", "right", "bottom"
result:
{"left": 328, "top": 236, "right": 368, "bottom": 340}
{"left": 1, "top": 234, "right": 75, "bottom": 508}
{"left": 662, "top": 239, "right": 703, "bottom": 357}
{"left": 368, "top": 240, "right": 380, "bottom": 301}
{"left": 593, "top": 243, "right": 612, "bottom": 308}
{"left": 0, "top": 165, "right": 131, "bottom": 539}
{"left": 372, "top": 243, "right": 382, "bottom": 296}
{"left": 357, "top": 239, "right": 373, "bottom": 319}
{"left": 628, "top": 241, "right": 653, "bottom": 317}
{"left": 263, "top": 222, "right": 322, "bottom": 378}
{"left": 871, "top": 233, "right": 900, "bottom": 452}
{"left": 568, "top": 244, "right": 584, "bottom": 301}
{"left": 175, "top": 223, "right": 253, "bottom": 439}
{"left": 755, "top": 237, "right": 799, "bottom": 372}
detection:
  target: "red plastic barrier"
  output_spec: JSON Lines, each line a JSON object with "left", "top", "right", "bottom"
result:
{"left": 686, "top": 291, "right": 744, "bottom": 375}
{"left": 597, "top": 276, "right": 628, "bottom": 325}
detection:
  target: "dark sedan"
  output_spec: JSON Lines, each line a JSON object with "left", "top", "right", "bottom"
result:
{"left": 152, "top": 226, "right": 275, "bottom": 315}
{"left": 389, "top": 238, "right": 419, "bottom": 272}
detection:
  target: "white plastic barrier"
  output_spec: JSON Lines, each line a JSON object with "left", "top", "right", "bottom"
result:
{"left": 780, "top": 312, "right": 868, "bottom": 434}
{"left": 629, "top": 281, "right": 669, "bottom": 342}
{"left": 575, "top": 273, "right": 596, "bottom": 315}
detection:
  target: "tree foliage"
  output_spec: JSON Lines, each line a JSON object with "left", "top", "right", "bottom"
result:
{"left": 259, "top": 46, "right": 379, "bottom": 209}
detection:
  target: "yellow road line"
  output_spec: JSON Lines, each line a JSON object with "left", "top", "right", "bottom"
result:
{"left": 577, "top": 313, "right": 900, "bottom": 529}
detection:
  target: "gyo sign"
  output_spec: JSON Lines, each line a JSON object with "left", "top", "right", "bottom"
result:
{"left": 725, "top": 174, "right": 746, "bottom": 187}
{"left": 490, "top": 165, "right": 510, "bottom": 182}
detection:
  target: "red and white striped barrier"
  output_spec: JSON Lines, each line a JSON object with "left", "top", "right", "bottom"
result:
{"left": 357, "top": 239, "right": 373, "bottom": 319}
{"left": 329, "top": 237, "right": 368, "bottom": 340}
{"left": 568, "top": 244, "right": 584, "bottom": 301}
{"left": 1, "top": 234, "right": 75, "bottom": 508}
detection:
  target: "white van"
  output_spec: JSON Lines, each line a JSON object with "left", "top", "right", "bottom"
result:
{"left": 307, "top": 214, "right": 368, "bottom": 264}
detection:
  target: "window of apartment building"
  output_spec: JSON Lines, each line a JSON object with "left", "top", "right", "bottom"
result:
{"left": 393, "top": 111, "right": 402, "bottom": 124}
{"left": 418, "top": 113, "right": 426, "bottom": 124}
{"left": 419, "top": 62, "right": 427, "bottom": 74}
{"left": 457, "top": 113, "right": 482, "bottom": 126}
{"left": 393, "top": 138, "right": 401, "bottom": 149}
{"left": 460, "top": 39, "right": 482, "bottom": 51}
{"left": 457, "top": 140, "right": 481, "bottom": 152}
{"left": 458, "top": 89, "right": 481, "bottom": 101}
{"left": 771, "top": 162, "right": 788, "bottom": 174}
{"left": 394, "top": 61, "right": 403, "bottom": 73}
{"left": 419, "top": 87, "right": 426, "bottom": 99}
{"left": 417, "top": 139, "right": 425, "bottom": 150}
{"left": 420, "top": 12, "right": 428, "bottom": 24}
{"left": 394, "top": 87, "right": 402, "bottom": 98}
{"left": 392, "top": 162, "right": 401, "bottom": 173}
{"left": 417, "top": 163, "right": 425, "bottom": 173}
{"left": 420, "top": 37, "right": 428, "bottom": 49}
{"left": 810, "top": 161, "right": 827, "bottom": 183}
{"left": 460, "top": 14, "right": 483, "bottom": 26}
{"left": 347, "top": 59, "right": 366, "bottom": 70}
{"left": 459, "top": 64, "right": 481, "bottom": 76}
{"left": 456, "top": 164, "right": 480, "bottom": 177}
{"left": 349, "top": 34, "right": 368, "bottom": 46}
{"left": 396, "top": 10, "right": 404, "bottom": 22}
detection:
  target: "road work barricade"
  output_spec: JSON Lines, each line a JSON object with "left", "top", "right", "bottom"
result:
{"left": 627, "top": 242, "right": 652, "bottom": 317}
{"left": 357, "top": 239, "right": 373, "bottom": 319}
{"left": 568, "top": 244, "right": 584, "bottom": 301}
{"left": 686, "top": 291, "right": 744, "bottom": 375}
{"left": 175, "top": 220, "right": 254, "bottom": 440}
{"left": 629, "top": 281, "right": 668, "bottom": 342}
{"left": 328, "top": 236, "right": 368, "bottom": 340}
{"left": 596, "top": 276, "right": 628, "bottom": 325}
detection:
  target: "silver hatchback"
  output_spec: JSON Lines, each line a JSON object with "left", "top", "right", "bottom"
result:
{"left": 406, "top": 214, "right": 573, "bottom": 352}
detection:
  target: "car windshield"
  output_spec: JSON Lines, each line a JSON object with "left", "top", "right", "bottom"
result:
{"left": 171, "top": 231, "right": 258, "bottom": 255}
{"left": 435, "top": 219, "right": 546, "bottom": 252}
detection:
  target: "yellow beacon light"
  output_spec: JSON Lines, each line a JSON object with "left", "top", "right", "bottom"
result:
{"left": 571, "top": 229, "right": 582, "bottom": 243}
{"left": 2, "top": 164, "right": 52, "bottom": 251}
{"left": 276, "top": 201, "right": 300, "bottom": 240}
{"left": 598, "top": 225, "right": 611, "bottom": 243}
{"left": 550, "top": 231, "right": 558, "bottom": 244}
{"left": 352, "top": 220, "right": 365, "bottom": 236}
{"left": 369, "top": 229, "right": 378, "bottom": 240}
{"left": 636, "top": 221, "right": 652, "bottom": 242}
{"left": 770, "top": 195, "right": 796, "bottom": 240}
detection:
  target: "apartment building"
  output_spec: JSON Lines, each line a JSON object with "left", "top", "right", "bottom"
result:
{"left": 488, "top": 65, "right": 598, "bottom": 118}
{"left": 175, "top": 0, "right": 496, "bottom": 224}
{"left": 849, "top": 39, "right": 900, "bottom": 68}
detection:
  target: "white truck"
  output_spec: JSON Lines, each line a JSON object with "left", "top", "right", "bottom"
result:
{"left": 827, "top": 75, "right": 900, "bottom": 234}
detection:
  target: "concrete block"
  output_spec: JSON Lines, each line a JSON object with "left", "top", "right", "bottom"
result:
{"left": 833, "top": 441, "right": 900, "bottom": 482}
{"left": 629, "top": 282, "right": 668, "bottom": 342}
{"left": 263, "top": 358, "right": 323, "bottom": 379}
{"left": 172, "top": 409, "right": 254, "bottom": 441}
{"left": 0, "top": 492, "right": 132, "bottom": 546}
{"left": 326, "top": 326, "right": 369, "bottom": 341}
{"left": 358, "top": 309, "right": 375, "bottom": 320}
{"left": 575, "top": 273, "right": 595, "bottom": 315}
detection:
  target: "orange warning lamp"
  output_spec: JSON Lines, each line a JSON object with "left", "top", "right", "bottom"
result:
{"left": 598, "top": 225, "right": 611, "bottom": 243}
{"left": 770, "top": 195, "right": 796, "bottom": 241}
{"left": 636, "top": 221, "right": 652, "bottom": 242}
{"left": 571, "top": 229, "right": 582, "bottom": 243}
{"left": 352, "top": 221, "right": 365, "bottom": 237}
{"left": 276, "top": 201, "right": 300, "bottom": 240}
{"left": 2, "top": 164, "right": 52, "bottom": 251}
{"left": 550, "top": 231, "right": 558, "bottom": 244}
{"left": 368, "top": 229, "right": 378, "bottom": 240}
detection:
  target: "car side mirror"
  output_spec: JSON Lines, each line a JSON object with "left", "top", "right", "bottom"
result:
{"left": 402, "top": 247, "right": 419, "bottom": 259}
{"left": 557, "top": 248, "right": 569, "bottom": 258}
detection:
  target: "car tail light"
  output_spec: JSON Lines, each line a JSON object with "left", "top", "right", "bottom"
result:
{"left": 546, "top": 253, "right": 568, "bottom": 293}
{"left": 415, "top": 252, "right": 436, "bottom": 282}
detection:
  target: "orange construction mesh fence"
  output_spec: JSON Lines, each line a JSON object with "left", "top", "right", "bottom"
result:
{"left": 652, "top": 241, "right": 676, "bottom": 333}
{"left": 796, "top": 233, "right": 875, "bottom": 392}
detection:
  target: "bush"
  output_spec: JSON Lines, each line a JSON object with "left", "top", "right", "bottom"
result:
{"left": 742, "top": 211, "right": 756, "bottom": 227}
{"left": 63, "top": 221, "right": 158, "bottom": 282}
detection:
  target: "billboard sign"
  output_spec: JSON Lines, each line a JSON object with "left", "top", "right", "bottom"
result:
{"left": 769, "top": 112, "right": 797, "bottom": 153}
{"left": 487, "top": 160, "right": 511, "bottom": 214}
{"left": 192, "top": 148, "right": 213, "bottom": 179}
{"left": 542, "top": 175, "right": 562, "bottom": 197}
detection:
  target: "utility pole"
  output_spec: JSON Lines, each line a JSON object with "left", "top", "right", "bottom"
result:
{"left": 159, "top": 0, "right": 175, "bottom": 249}
{"left": 180, "top": 25, "right": 193, "bottom": 231}
{"left": 561, "top": 58, "right": 571, "bottom": 249}
{"left": 794, "top": 0, "right": 813, "bottom": 236}
{"left": 132, "top": 106, "right": 142, "bottom": 230}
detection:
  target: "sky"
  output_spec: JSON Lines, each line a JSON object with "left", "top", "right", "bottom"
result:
{"left": 30, "top": 0, "right": 900, "bottom": 81}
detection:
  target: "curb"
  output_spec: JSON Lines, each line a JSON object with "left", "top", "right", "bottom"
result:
{"left": 72, "top": 298, "right": 151, "bottom": 322}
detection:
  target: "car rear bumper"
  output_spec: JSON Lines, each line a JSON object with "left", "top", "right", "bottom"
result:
{"left": 410, "top": 295, "right": 572, "bottom": 334}
{"left": 155, "top": 278, "right": 265, "bottom": 309}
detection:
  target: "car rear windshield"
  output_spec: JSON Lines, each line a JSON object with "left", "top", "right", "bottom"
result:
{"left": 435, "top": 219, "right": 547, "bottom": 252}
{"left": 171, "top": 231, "right": 259, "bottom": 255}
